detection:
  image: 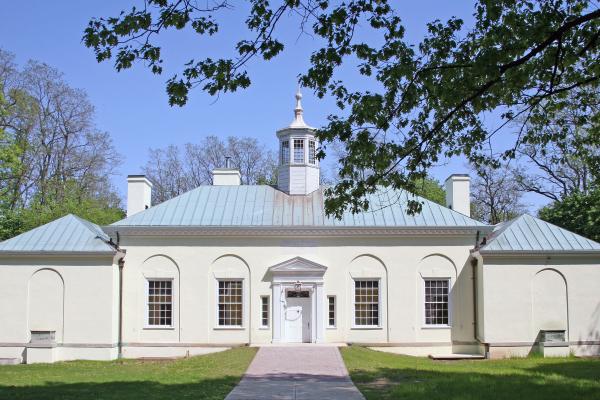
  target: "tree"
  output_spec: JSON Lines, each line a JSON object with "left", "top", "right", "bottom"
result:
{"left": 143, "top": 135, "right": 276, "bottom": 203}
{"left": 0, "top": 49, "right": 123, "bottom": 239}
{"left": 471, "top": 164, "right": 526, "bottom": 225}
{"left": 539, "top": 188, "right": 600, "bottom": 242}
{"left": 514, "top": 88, "right": 599, "bottom": 201}
{"left": 0, "top": 181, "right": 124, "bottom": 241}
{"left": 84, "top": 1, "right": 600, "bottom": 217}
{"left": 412, "top": 177, "right": 445, "bottom": 206}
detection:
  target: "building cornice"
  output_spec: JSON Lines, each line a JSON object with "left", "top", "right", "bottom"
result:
{"left": 476, "top": 249, "right": 600, "bottom": 258}
{"left": 104, "top": 225, "right": 490, "bottom": 238}
{"left": 0, "top": 250, "right": 117, "bottom": 257}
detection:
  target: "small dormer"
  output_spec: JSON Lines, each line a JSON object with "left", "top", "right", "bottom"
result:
{"left": 276, "top": 89, "right": 320, "bottom": 195}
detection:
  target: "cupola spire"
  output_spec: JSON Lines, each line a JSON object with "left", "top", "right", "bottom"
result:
{"left": 289, "top": 86, "right": 308, "bottom": 128}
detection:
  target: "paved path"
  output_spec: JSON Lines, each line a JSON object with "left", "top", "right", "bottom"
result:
{"left": 225, "top": 346, "right": 365, "bottom": 400}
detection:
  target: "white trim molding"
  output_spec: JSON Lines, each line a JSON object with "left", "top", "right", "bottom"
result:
{"left": 269, "top": 256, "right": 327, "bottom": 344}
{"left": 105, "top": 226, "right": 490, "bottom": 238}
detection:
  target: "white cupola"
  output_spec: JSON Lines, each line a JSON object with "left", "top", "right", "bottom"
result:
{"left": 276, "top": 88, "right": 320, "bottom": 195}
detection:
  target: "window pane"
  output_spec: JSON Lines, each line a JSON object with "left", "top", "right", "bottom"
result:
{"left": 261, "top": 296, "right": 269, "bottom": 328}
{"left": 218, "top": 280, "right": 243, "bottom": 326}
{"left": 293, "top": 139, "right": 304, "bottom": 163}
{"left": 308, "top": 140, "right": 316, "bottom": 164}
{"left": 354, "top": 280, "right": 379, "bottom": 326}
{"left": 281, "top": 140, "right": 289, "bottom": 164}
{"left": 424, "top": 279, "right": 449, "bottom": 325}
{"left": 147, "top": 280, "right": 172, "bottom": 326}
{"left": 328, "top": 296, "right": 336, "bottom": 327}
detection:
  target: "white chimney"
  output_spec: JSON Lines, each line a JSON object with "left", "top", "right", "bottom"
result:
{"left": 127, "top": 175, "right": 153, "bottom": 217}
{"left": 445, "top": 174, "right": 471, "bottom": 216}
{"left": 212, "top": 169, "right": 241, "bottom": 185}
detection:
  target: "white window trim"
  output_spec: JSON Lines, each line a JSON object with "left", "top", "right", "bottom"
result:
{"left": 215, "top": 278, "right": 245, "bottom": 329}
{"left": 260, "top": 295, "right": 270, "bottom": 329}
{"left": 422, "top": 277, "right": 452, "bottom": 329}
{"left": 144, "top": 278, "right": 175, "bottom": 330}
{"left": 327, "top": 295, "right": 336, "bottom": 329}
{"left": 351, "top": 278, "right": 382, "bottom": 329}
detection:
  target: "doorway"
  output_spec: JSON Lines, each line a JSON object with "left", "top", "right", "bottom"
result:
{"left": 284, "top": 290, "right": 311, "bottom": 343}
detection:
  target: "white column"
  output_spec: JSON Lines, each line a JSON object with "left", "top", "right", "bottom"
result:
{"left": 272, "top": 283, "right": 282, "bottom": 343}
{"left": 315, "top": 282, "right": 325, "bottom": 343}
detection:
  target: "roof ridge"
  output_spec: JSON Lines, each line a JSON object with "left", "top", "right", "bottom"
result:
{"left": 480, "top": 213, "right": 600, "bottom": 253}
{"left": 0, "top": 213, "right": 115, "bottom": 254}
{"left": 112, "top": 185, "right": 489, "bottom": 228}
{"left": 521, "top": 213, "right": 600, "bottom": 247}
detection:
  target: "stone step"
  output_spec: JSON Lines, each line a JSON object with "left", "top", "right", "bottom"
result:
{"left": 0, "top": 358, "right": 21, "bottom": 365}
{"left": 428, "top": 353, "right": 486, "bottom": 360}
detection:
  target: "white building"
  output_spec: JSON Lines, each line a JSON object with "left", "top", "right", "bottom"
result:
{"left": 1, "top": 91, "right": 600, "bottom": 364}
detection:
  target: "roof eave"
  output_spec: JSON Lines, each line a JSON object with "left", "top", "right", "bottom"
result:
{"left": 477, "top": 249, "right": 600, "bottom": 257}
{"left": 0, "top": 250, "right": 118, "bottom": 257}
{"left": 104, "top": 225, "right": 492, "bottom": 237}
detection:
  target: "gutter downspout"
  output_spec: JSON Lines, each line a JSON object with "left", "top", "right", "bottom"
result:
{"left": 471, "top": 252, "right": 489, "bottom": 358}
{"left": 118, "top": 257, "right": 125, "bottom": 359}
{"left": 471, "top": 257, "right": 479, "bottom": 341}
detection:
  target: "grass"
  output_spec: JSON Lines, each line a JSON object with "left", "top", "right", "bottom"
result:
{"left": 0, "top": 347, "right": 257, "bottom": 400}
{"left": 341, "top": 346, "right": 600, "bottom": 400}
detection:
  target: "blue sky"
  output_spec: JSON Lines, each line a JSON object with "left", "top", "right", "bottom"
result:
{"left": 0, "top": 1, "right": 547, "bottom": 210}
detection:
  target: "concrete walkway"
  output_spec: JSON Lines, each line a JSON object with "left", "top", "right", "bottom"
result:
{"left": 225, "top": 346, "right": 365, "bottom": 400}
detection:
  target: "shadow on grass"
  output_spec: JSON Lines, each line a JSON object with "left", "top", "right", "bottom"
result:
{"left": 0, "top": 377, "right": 242, "bottom": 400}
{"left": 530, "top": 358, "right": 600, "bottom": 382}
{"left": 349, "top": 359, "right": 600, "bottom": 400}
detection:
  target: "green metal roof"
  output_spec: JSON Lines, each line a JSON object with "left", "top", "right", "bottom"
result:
{"left": 480, "top": 214, "right": 600, "bottom": 254}
{"left": 112, "top": 185, "right": 487, "bottom": 228}
{"left": 0, "top": 214, "right": 116, "bottom": 254}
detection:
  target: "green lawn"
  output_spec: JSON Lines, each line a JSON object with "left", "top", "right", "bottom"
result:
{"left": 0, "top": 347, "right": 257, "bottom": 400}
{"left": 341, "top": 346, "right": 600, "bottom": 400}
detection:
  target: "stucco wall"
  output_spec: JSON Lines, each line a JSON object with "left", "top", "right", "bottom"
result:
{"left": 117, "top": 234, "right": 478, "bottom": 349}
{"left": 0, "top": 256, "right": 118, "bottom": 363}
{"left": 480, "top": 254, "right": 600, "bottom": 357}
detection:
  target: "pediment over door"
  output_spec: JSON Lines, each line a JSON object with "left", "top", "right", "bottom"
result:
{"left": 268, "top": 256, "right": 327, "bottom": 279}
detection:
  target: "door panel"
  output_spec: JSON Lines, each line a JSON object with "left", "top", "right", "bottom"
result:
{"left": 284, "top": 296, "right": 311, "bottom": 343}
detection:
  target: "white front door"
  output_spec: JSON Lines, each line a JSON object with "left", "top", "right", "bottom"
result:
{"left": 284, "top": 291, "right": 311, "bottom": 343}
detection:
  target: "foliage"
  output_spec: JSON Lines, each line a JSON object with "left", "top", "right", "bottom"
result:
{"left": 0, "top": 49, "right": 123, "bottom": 240}
{"left": 143, "top": 136, "right": 276, "bottom": 204}
{"left": 539, "top": 188, "right": 600, "bottom": 242}
{"left": 515, "top": 88, "right": 600, "bottom": 201}
{"left": 471, "top": 164, "right": 526, "bottom": 224}
{"left": 84, "top": 0, "right": 600, "bottom": 218}
{"left": 342, "top": 346, "right": 600, "bottom": 400}
{"left": 0, "top": 181, "right": 124, "bottom": 241}
{"left": 0, "top": 90, "right": 21, "bottom": 206}
{"left": 411, "top": 177, "right": 445, "bottom": 206}
{"left": 0, "top": 347, "right": 257, "bottom": 400}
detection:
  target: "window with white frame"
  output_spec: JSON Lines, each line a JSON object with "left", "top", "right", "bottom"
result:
{"left": 293, "top": 139, "right": 305, "bottom": 163}
{"left": 308, "top": 140, "right": 316, "bottom": 164}
{"left": 327, "top": 295, "right": 336, "bottom": 328}
{"left": 218, "top": 280, "right": 243, "bottom": 327}
{"left": 260, "top": 295, "right": 270, "bottom": 328}
{"left": 147, "top": 279, "right": 173, "bottom": 327}
{"left": 424, "top": 279, "right": 450, "bottom": 326}
{"left": 354, "top": 280, "right": 379, "bottom": 326}
{"left": 280, "top": 140, "right": 289, "bottom": 164}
